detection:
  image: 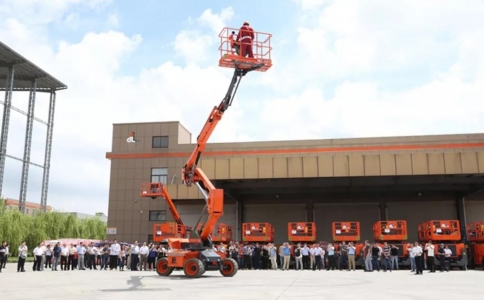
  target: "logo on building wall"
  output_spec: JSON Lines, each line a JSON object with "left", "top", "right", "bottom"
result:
{"left": 127, "top": 132, "right": 137, "bottom": 143}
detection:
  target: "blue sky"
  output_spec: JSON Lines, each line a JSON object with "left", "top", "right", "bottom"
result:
{"left": 0, "top": 0, "right": 483, "bottom": 214}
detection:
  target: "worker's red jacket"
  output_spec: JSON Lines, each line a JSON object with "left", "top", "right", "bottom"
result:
{"left": 236, "top": 25, "right": 255, "bottom": 45}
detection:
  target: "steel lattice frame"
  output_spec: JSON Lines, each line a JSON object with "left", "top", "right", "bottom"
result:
{"left": 0, "top": 41, "right": 67, "bottom": 213}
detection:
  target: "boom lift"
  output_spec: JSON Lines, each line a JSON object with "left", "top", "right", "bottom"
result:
{"left": 332, "top": 222, "right": 364, "bottom": 267}
{"left": 145, "top": 27, "right": 272, "bottom": 279}
{"left": 242, "top": 223, "right": 275, "bottom": 243}
{"left": 418, "top": 220, "right": 467, "bottom": 270}
{"left": 373, "top": 220, "right": 410, "bottom": 268}
{"left": 466, "top": 222, "right": 484, "bottom": 268}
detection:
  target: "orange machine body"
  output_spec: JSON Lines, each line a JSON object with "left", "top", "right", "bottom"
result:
{"left": 242, "top": 223, "right": 274, "bottom": 243}
{"left": 288, "top": 222, "right": 316, "bottom": 243}
{"left": 195, "top": 223, "right": 234, "bottom": 243}
{"left": 418, "top": 220, "right": 467, "bottom": 270}
{"left": 332, "top": 222, "right": 361, "bottom": 242}
{"left": 373, "top": 220, "right": 409, "bottom": 259}
{"left": 467, "top": 222, "right": 484, "bottom": 266}
{"left": 152, "top": 222, "right": 192, "bottom": 242}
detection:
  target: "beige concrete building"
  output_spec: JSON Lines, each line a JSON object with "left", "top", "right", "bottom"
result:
{"left": 106, "top": 121, "right": 484, "bottom": 244}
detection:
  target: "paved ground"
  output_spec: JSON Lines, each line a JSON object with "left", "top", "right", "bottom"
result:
{"left": 1, "top": 263, "right": 483, "bottom": 299}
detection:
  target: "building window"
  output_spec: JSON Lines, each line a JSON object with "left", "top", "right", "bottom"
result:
{"left": 149, "top": 210, "right": 166, "bottom": 221}
{"left": 152, "top": 136, "right": 169, "bottom": 148}
{"left": 148, "top": 234, "right": 154, "bottom": 244}
{"left": 151, "top": 168, "right": 168, "bottom": 184}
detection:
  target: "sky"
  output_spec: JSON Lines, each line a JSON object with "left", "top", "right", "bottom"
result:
{"left": 0, "top": 0, "right": 483, "bottom": 215}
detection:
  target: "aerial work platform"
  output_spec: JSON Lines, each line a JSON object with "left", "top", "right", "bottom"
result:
{"left": 218, "top": 27, "right": 272, "bottom": 72}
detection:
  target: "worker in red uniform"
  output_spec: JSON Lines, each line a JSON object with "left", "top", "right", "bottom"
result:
{"left": 229, "top": 31, "right": 240, "bottom": 55}
{"left": 236, "top": 21, "right": 255, "bottom": 58}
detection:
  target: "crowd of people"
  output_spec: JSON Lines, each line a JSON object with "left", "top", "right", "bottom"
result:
{"left": 1, "top": 239, "right": 455, "bottom": 274}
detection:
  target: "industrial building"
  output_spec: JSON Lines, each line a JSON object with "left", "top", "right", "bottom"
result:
{"left": 105, "top": 121, "right": 484, "bottom": 244}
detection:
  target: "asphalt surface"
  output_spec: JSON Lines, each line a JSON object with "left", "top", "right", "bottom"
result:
{"left": 1, "top": 263, "right": 483, "bottom": 299}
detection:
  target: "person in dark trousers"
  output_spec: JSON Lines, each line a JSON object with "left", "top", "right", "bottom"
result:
{"left": 33, "top": 243, "right": 43, "bottom": 272}
{"left": 262, "top": 245, "right": 269, "bottom": 269}
{"left": 253, "top": 243, "right": 262, "bottom": 269}
{"left": 17, "top": 241, "right": 28, "bottom": 272}
{"left": 101, "top": 243, "right": 110, "bottom": 270}
{"left": 371, "top": 243, "right": 381, "bottom": 272}
{"left": 52, "top": 242, "right": 61, "bottom": 271}
{"left": 425, "top": 241, "right": 435, "bottom": 273}
{"left": 437, "top": 244, "right": 448, "bottom": 272}
{"left": 0, "top": 241, "right": 6, "bottom": 273}
{"left": 45, "top": 245, "right": 52, "bottom": 269}
{"left": 414, "top": 242, "right": 424, "bottom": 275}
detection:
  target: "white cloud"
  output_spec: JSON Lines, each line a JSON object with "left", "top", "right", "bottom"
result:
{"left": 107, "top": 13, "right": 119, "bottom": 28}
{"left": 1, "top": 1, "right": 484, "bottom": 216}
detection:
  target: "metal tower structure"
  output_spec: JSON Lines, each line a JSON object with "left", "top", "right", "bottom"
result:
{"left": 0, "top": 41, "right": 67, "bottom": 213}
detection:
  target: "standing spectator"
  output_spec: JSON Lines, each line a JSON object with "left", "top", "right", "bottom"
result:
{"left": 33, "top": 243, "right": 43, "bottom": 271}
{"left": 17, "top": 241, "right": 28, "bottom": 272}
{"left": 77, "top": 243, "right": 86, "bottom": 270}
{"left": 118, "top": 245, "right": 126, "bottom": 271}
{"left": 148, "top": 244, "right": 157, "bottom": 271}
{"left": 407, "top": 243, "right": 416, "bottom": 272}
{"left": 101, "top": 243, "right": 110, "bottom": 270}
{"left": 60, "top": 243, "right": 68, "bottom": 271}
{"left": 268, "top": 243, "right": 277, "bottom": 270}
{"left": 109, "top": 240, "right": 120, "bottom": 270}
{"left": 326, "top": 243, "right": 336, "bottom": 271}
{"left": 40, "top": 242, "right": 46, "bottom": 271}
{"left": 390, "top": 244, "right": 399, "bottom": 270}
{"left": 261, "top": 244, "right": 269, "bottom": 270}
{"left": 45, "top": 245, "right": 53, "bottom": 269}
{"left": 282, "top": 242, "right": 291, "bottom": 270}
{"left": 131, "top": 241, "right": 140, "bottom": 271}
{"left": 52, "top": 242, "right": 61, "bottom": 271}
{"left": 347, "top": 242, "right": 356, "bottom": 271}
{"left": 363, "top": 240, "right": 372, "bottom": 272}
{"left": 1, "top": 242, "right": 8, "bottom": 269}
{"left": 425, "top": 241, "right": 435, "bottom": 273}
{"left": 413, "top": 242, "right": 424, "bottom": 275}
{"left": 139, "top": 242, "right": 149, "bottom": 271}
{"left": 294, "top": 243, "right": 303, "bottom": 270}
{"left": 0, "top": 241, "right": 6, "bottom": 273}
{"left": 68, "top": 244, "right": 77, "bottom": 270}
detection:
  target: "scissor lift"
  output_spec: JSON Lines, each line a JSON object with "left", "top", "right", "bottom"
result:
{"left": 467, "top": 222, "right": 484, "bottom": 268}
{"left": 418, "top": 220, "right": 467, "bottom": 270}
{"left": 373, "top": 220, "right": 410, "bottom": 268}
{"left": 288, "top": 222, "right": 316, "bottom": 243}
{"left": 332, "top": 222, "right": 364, "bottom": 268}
{"left": 242, "top": 223, "right": 275, "bottom": 243}
{"left": 195, "top": 223, "right": 234, "bottom": 243}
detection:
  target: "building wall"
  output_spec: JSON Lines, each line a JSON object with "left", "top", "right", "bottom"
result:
{"left": 106, "top": 121, "right": 484, "bottom": 242}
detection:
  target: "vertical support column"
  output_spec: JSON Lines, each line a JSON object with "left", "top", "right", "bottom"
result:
{"left": 456, "top": 197, "right": 467, "bottom": 243}
{"left": 18, "top": 80, "right": 37, "bottom": 213}
{"left": 0, "top": 66, "right": 15, "bottom": 198}
{"left": 40, "top": 89, "right": 56, "bottom": 212}
{"left": 306, "top": 199, "right": 314, "bottom": 222}
{"left": 235, "top": 200, "right": 243, "bottom": 241}
{"left": 379, "top": 200, "right": 387, "bottom": 221}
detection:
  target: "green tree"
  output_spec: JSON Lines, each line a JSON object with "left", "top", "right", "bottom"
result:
{"left": 0, "top": 200, "right": 107, "bottom": 257}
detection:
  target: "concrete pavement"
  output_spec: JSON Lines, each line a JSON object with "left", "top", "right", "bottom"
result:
{"left": 1, "top": 263, "right": 483, "bottom": 299}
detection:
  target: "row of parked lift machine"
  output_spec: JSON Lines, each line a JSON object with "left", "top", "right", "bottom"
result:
{"left": 152, "top": 219, "right": 484, "bottom": 270}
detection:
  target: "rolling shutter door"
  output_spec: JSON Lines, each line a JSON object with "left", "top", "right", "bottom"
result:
{"left": 176, "top": 203, "right": 236, "bottom": 234}
{"left": 314, "top": 203, "right": 380, "bottom": 243}
{"left": 387, "top": 201, "right": 457, "bottom": 241}
{"left": 243, "top": 203, "right": 307, "bottom": 244}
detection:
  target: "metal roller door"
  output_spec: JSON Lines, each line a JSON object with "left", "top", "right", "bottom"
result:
{"left": 243, "top": 203, "right": 307, "bottom": 244}
{"left": 387, "top": 201, "right": 457, "bottom": 242}
{"left": 314, "top": 203, "right": 380, "bottom": 243}
{"left": 176, "top": 203, "right": 236, "bottom": 233}
{"left": 465, "top": 200, "right": 484, "bottom": 223}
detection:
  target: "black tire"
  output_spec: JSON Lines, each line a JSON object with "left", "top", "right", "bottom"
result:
{"left": 156, "top": 258, "right": 173, "bottom": 276}
{"left": 220, "top": 258, "right": 238, "bottom": 277}
{"left": 183, "top": 258, "right": 205, "bottom": 278}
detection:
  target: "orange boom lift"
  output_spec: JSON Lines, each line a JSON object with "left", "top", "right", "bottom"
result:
{"left": 466, "top": 222, "right": 484, "bottom": 268}
{"left": 373, "top": 220, "right": 410, "bottom": 268}
{"left": 418, "top": 220, "right": 468, "bottom": 270}
{"left": 141, "top": 26, "right": 272, "bottom": 279}
{"left": 332, "top": 222, "right": 364, "bottom": 267}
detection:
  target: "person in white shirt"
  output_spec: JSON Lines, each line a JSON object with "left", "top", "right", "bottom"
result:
{"left": 60, "top": 244, "right": 69, "bottom": 270}
{"left": 1, "top": 242, "right": 9, "bottom": 269}
{"left": 33, "top": 243, "right": 44, "bottom": 271}
{"left": 139, "top": 242, "right": 149, "bottom": 271}
{"left": 40, "top": 242, "right": 46, "bottom": 271}
{"left": 425, "top": 241, "right": 435, "bottom": 273}
{"left": 77, "top": 243, "right": 86, "bottom": 270}
{"left": 412, "top": 242, "right": 423, "bottom": 275}
{"left": 311, "top": 244, "right": 324, "bottom": 270}
{"left": 130, "top": 241, "right": 140, "bottom": 271}
{"left": 407, "top": 243, "right": 416, "bottom": 272}
{"left": 110, "top": 240, "right": 121, "bottom": 270}
{"left": 301, "top": 243, "right": 310, "bottom": 269}
{"left": 17, "top": 241, "right": 28, "bottom": 272}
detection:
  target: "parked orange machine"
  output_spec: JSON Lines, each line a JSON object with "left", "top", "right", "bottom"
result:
{"left": 418, "top": 220, "right": 467, "bottom": 270}
{"left": 466, "top": 222, "right": 484, "bottom": 268}
{"left": 242, "top": 223, "right": 275, "bottom": 243}
{"left": 288, "top": 222, "right": 316, "bottom": 243}
{"left": 195, "top": 223, "right": 233, "bottom": 243}
{"left": 140, "top": 26, "right": 272, "bottom": 279}
{"left": 332, "top": 222, "right": 364, "bottom": 267}
{"left": 373, "top": 220, "right": 411, "bottom": 268}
